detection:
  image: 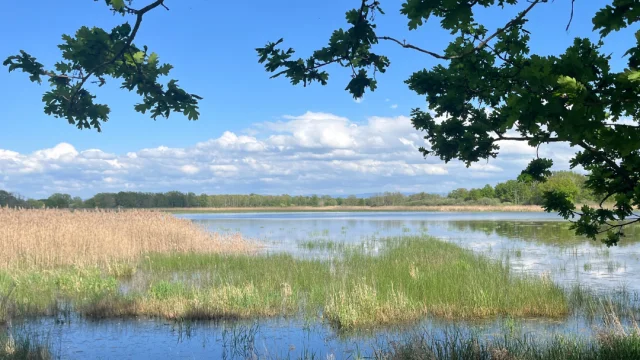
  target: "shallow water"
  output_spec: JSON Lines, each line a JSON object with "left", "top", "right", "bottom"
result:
{"left": 13, "top": 313, "right": 599, "bottom": 359}
{"left": 14, "top": 212, "right": 640, "bottom": 359}
{"left": 179, "top": 212, "right": 640, "bottom": 295}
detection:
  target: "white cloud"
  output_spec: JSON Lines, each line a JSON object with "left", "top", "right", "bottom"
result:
{"left": 33, "top": 143, "right": 78, "bottom": 161}
{"left": 0, "top": 150, "right": 20, "bottom": 161}
{"left": 468, "top": 163, "right": 503, "bottom": 172}
{"left": 197, "top": 131, "right": 266, "bottom": 152}
{"left": 0, "top": 111, "right": 579, "bottom": 197}
{"left": 81, "top": 149, "right": 115, "bottom": 160}
{"left": 391, "top": 104, "right": 398, "bottom": 109}
{"left": 209, "top": 164, "right": 239, "bottom": 177}
{"left": 180, "top": 165, "right": 200, "bottom": 175}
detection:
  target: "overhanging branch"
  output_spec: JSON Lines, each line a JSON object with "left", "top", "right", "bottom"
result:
{"left": 377, "top": 0, "right": 541, "bottom": 60}
{"left": 494, "top": 133, "right": 563, "bottom": 143}
{"left": 68, "top": 0, "right": 168, "bottom": 108}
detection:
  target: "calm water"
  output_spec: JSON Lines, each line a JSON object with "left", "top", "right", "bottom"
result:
{"left": 180, "top": 211, "right": 640, "bottom": 294}
{"left": 13, "top": 212, "right": 640, "bottom": 359}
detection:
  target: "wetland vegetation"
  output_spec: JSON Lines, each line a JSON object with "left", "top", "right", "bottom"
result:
{"left": 0, "top": 209, "right": 565, "bottom": 328}
{"left": 1, "top": 209, "right": 640, "bottom": 358}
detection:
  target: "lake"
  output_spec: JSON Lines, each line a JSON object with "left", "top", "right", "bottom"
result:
{"left": 181, "top": 211, "right": 640, "bottom": 294}
{"left": 11, "top": 211, "right": 640, "bottom": 359}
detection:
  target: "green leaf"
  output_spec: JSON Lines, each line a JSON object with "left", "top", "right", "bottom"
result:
{"left": 148, "top": 52, "right": 159, "bottom": 65}
{"left": 111, "top": 0, "right": 125, "bottom": 10}
{"left": 133, "top": 51, "right": 145, "bottom": 64}
{"left": 626, "top": 69, "right": 640, "bottom": 82}
{"left": 556, "top": 76, "right": 585, "bottom": 92}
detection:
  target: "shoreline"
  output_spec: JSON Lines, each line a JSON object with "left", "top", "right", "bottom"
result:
{"left": 163, "top": 205, "right": 545, "bottom": 213}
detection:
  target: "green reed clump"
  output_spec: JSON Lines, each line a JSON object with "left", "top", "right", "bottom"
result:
{"left": 0, "top": 268, "right": 118, "bottom": 318}
{"left": 139, "top": 236, "right": 567, "bottom": 329}
{"left": 322, "top": 238, "right": 567, "bottom": 328}
{"left": 0, "top": 236, "right": 570, "bottom": 330}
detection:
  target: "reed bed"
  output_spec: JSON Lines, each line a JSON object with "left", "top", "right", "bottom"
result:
{"left": 0, "top": 208, "right": 255, "bottom": 270}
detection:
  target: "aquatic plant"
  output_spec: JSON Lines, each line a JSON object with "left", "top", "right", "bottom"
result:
{"left": 0, "top": 236, "right": 569, "bottom": 329}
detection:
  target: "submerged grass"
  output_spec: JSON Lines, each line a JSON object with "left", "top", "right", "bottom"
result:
{"left": 1, "top": 236, "right": 568, "bottom": 330}
{"left": 297, "top": 239, "right": 347, "bottom": 251}
{"left": 375, "top": 329, "right": 640, "bottom": 360}
{"left": 0, "top": 335, "right": 53, "bottom": 360}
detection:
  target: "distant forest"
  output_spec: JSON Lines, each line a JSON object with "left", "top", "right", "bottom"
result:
{"left": 1, "top": 171, "right": 595, "bottom": 209}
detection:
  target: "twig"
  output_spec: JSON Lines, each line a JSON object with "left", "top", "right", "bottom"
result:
{"left": 377, "top": 0, "right": 541, "bottom": 60}
{"left": 603, "top": 123, "right": 639, "bottom": 128}
{"left": 494, "top": 133, "right": 563, "bottom": 143}
{"left": 269, "top": 57, "right": 347, "bottom": 79}
{"left": 67, "top": 0, "right": 168, "bottom": 109}
{"left": 577, "top": 141, "right": 626, "bottom": 175}
{"left": 599, "top": 191, "right": 616, "bottom": 208}
{"left": 597, "top": 218, "right": 640, "bottom": 234}
{"left": 376, "top": 36, "right": 450, "bottom": 59}
{"left": 566, "top": 0, "right": 575, "bottom": 31}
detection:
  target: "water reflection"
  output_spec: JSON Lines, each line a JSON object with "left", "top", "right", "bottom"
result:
{"left": 179, "top": 212, "right": 640, "bottom": 294}
{"left": 12, "top": 313, "right": 612, "bottom": 359}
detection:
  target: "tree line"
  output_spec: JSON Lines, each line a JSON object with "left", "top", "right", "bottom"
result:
{"left": 0, "top": 171, "right": 595, "bottom": 209}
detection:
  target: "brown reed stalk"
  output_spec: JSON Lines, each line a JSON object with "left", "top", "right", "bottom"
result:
{"left": 0, "top": 208, "right": 255, "bottom": 270}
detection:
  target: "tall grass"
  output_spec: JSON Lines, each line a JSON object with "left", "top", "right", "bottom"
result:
{"left": 0, "top": 208, "right": 255, "bottom": 269}
{"left": 0, "top": 236, "right": 567, "bottom": 329}
{"left": 136, "top": 237, "right": 567, "bottom": 328}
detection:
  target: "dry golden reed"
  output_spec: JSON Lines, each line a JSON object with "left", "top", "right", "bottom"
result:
{"left": 0, "top": 208, "right": 255, "bottom": 269}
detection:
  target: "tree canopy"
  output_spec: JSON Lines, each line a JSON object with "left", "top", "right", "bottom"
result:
{"left": 257, "top": 0, "right": 640, "bottom": 246}
{"left": 3, "top": 0, "right": 201, "bottom": 131}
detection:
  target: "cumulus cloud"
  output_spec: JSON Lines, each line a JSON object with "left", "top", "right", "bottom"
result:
{"left": 0, "top": 112, "right": 579, "bottom": 197}
{"left": 180, "top": 165, "right": 200, "bottom": 175}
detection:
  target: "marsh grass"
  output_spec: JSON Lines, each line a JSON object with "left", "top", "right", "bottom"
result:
{"left": 297, "top": 240, "right": 347, "bottom": 251}
{"left": 0, "top": 208, "right": 255, "bottom": 269}
{"left": 0, "top": 236, "right": 568, "bottom": 330}
{"left": 129, "top": 237, "right": 568, "bottom": 329}
{"left": 374, "top": 329, "right": 640, "bottom": 360}
{"left": 375, "top": 307, "right": 640, "bottom": 360}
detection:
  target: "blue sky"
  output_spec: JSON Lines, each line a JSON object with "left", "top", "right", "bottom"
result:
{"left": 0, "top": 1, "right": 632, "bottom": 198}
